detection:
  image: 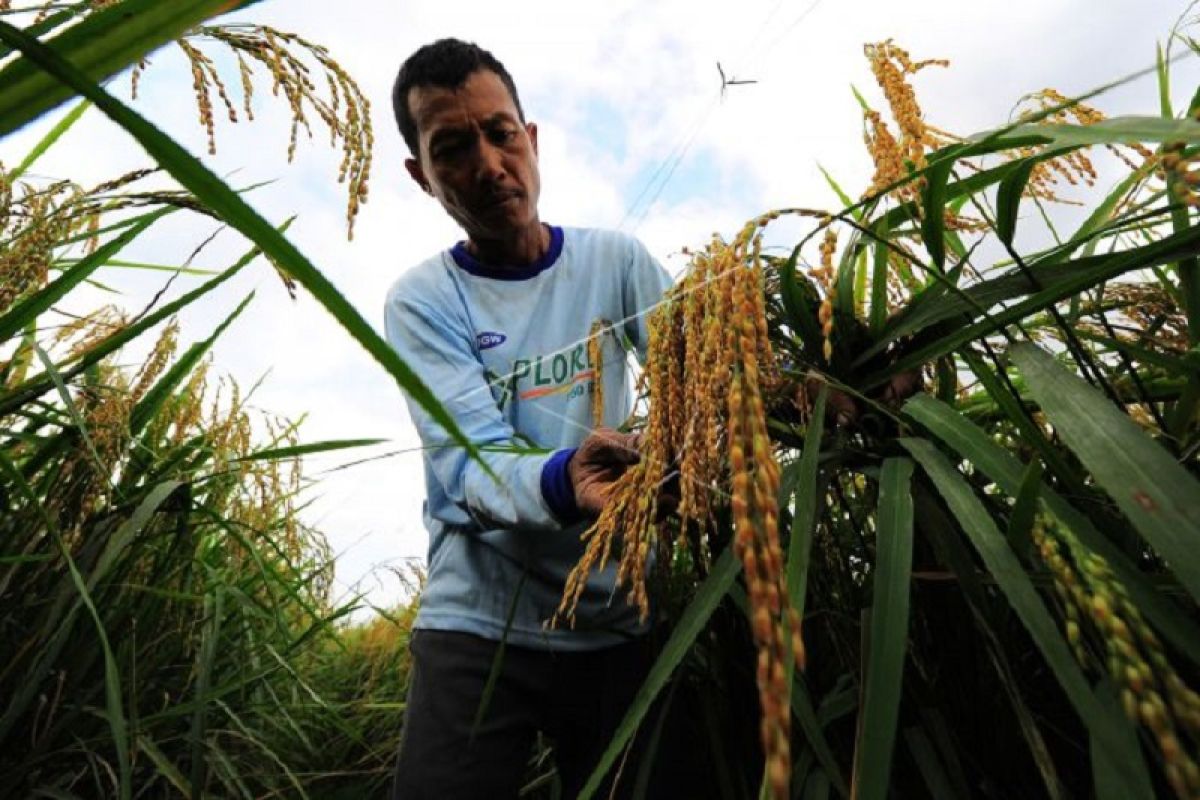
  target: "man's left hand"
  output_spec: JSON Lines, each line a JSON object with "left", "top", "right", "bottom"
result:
{"left": 568, "top": 428, "right": 641, "bottom": 516}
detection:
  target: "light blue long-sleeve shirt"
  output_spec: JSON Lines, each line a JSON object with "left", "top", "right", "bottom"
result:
{"left": 383, "top": 225, "right": 673, "bottom": 650}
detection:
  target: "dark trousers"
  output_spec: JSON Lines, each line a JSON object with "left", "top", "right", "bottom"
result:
{"left": 390, "top": 628, "right": 701, "bottom": 800}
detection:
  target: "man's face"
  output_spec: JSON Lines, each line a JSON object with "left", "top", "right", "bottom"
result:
{"left": 404, "top": 69, "right": 541, "bottom": 243}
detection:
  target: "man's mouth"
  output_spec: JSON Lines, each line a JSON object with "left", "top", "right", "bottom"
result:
{"left": 484, "top": 190, "right": 521, "bottom": 208}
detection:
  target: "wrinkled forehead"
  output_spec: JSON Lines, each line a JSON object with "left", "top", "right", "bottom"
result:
{"left": 407, "top": 70, "right": 521, "bottom": 139}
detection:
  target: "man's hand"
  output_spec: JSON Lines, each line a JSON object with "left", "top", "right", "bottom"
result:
{"left": 568, "top": 428, "right": 641, "bottom": 516}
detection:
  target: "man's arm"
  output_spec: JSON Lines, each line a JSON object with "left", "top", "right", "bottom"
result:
{"left": 385, "top": 291, "right": 579, "bottom": 531}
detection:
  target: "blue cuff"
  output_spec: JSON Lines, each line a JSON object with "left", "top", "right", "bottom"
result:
{"left": 540, "top": 447, "right": 581, "bottom": 523}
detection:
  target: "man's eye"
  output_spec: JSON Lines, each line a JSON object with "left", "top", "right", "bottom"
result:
{"left": 489, "top": 129, "right": 518, "bottom": 145}
{"left": 433, "top": 141, "right": 467, "bottom": 160}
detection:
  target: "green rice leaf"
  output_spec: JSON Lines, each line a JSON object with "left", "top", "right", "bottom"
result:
{"left": 0, "top": 479, "right": 181, "bottom": 757}
{"left": 1157, "top": 43, "right": 1172, "bottom": 119}
{"left": 58, "top": 532, "right": 131, "bottom": 800}
{"left": 0, "top": 230, "right": 261, "bottom": 419}
{"left": 234, "top": 438, "right": 388, "bottom": 462}
{"left": 903, "top": 393, "right": 1200, "bottom": 664}
{"left": 902, "top": 727, "right": 958, "bottom": 800}
{"left": 786, "top": 386, "right": 826, "bottom": 620}
{"left": 868, "top": 216, "right": 890, "bottom": 336}
{"left": 793, "top": 678, "right": 851, "bottom": 798}
{"left": 778, "top": 243, "right": 825, "bottom": 359}
{"left": 1007, "top": 459, "right": 1042, "bottom": 563}
{"left": 56, "top": 258, "right": 219, "bottom": 276}
{"left": 920, "top": 155, "right": 955, "bottom": 272}
{"left": 0, "top": 0, "right": 256, "bottom": 136}
{"left": 9, "top": 98, "right": 89, "bottom": 180}
{"left": 860, "top": 220, "right": 1200, "bottom": 385}
{"left": 852, "top": 457, "right": 914, "bottom": 800}
{"left": 995, "top": 157, "right": 1039, "bottom": 248}
{"left": 861, "top": 213, "right": 1200, "bottom": 371}
{"left": 578, "top": 548, "right": 740, "bottom": 800}
{"left": 189, "top": 585, "right": 223, "bottom": 794}
{"left": 1065, "top": 159, "right": 1158, "bottom": 258}
{"left": 1092, "top": 680, "right": 1156, "bottom": 800}
{"left": 997, "top": 115, "right": 1200, "bottom": 147}
{"left": 1010, "top": 343, "right": 1200, "bottom": 604}
{"left": 137, "top": 735, "right": 193, "bottom": 798}
{"left": 817, "top": 163, "right": 855, "bottom": 212}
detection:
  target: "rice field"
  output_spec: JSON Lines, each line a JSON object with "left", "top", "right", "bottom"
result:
{"left": 2, "top": 3, "right": 1200, "bottom": 799}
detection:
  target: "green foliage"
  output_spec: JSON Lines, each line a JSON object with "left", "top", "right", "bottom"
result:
{"left": 0, "top": 3, "right": 418, "bottom": 797}
{"left": 609, "top": 31, "right": 1200, "bottom": 800}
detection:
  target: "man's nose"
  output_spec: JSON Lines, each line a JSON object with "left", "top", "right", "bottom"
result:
{"left": 476, "top": 138, "right": 507, "bottom": 182}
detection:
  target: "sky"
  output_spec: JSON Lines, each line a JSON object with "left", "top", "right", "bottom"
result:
{"left": 3, "top": 0, "right": 1198, "bottom": 611}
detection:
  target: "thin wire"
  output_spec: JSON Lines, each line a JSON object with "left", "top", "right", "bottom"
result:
{"left": 422, "top": 239, "right": 751, "bottom": 411}
{"left": 621, "top": 0, "right": 824, "bottom": 234}
{"left": 618, "top": 98, "right": 721, "bottom": 232}
{"left": 615, "top": 0, "right": 800, "bottom": 233}
{"left": 739, "top": 0, "right": 823, "bottom": 77}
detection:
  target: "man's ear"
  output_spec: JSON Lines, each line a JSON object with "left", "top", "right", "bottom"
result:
{"left": 404, "top": 157, "right": 432, "bottom": 195}
{"left": 526, "top": 121, "right": 538, "bottom": 157}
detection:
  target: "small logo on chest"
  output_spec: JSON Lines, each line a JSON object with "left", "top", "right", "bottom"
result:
{"left": 476, "top": 331, "right": 507, "bottom": 350}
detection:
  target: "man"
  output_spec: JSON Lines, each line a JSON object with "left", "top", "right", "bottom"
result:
{"left": 384, "top": 39, "right": 683, "bottom": 799}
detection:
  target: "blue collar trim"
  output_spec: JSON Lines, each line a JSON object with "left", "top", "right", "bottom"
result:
{"left": 450, "top": 225, "right": 564, "bottom": 280}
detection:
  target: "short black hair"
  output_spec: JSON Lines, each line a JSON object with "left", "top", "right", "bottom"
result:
{"left": 392, "top": 38, "right": 525, "bottom": 157}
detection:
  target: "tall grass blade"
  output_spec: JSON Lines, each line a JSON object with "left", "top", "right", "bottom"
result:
{"left": 903, "top": 393, "right": 1200, "bottom": 663}
{"left": 861, "top": 215, "right": 1200, "bottom": 369}
{"left": 137, "top": 735, "right": 192, "bottom": 798}
{"left": 919, "top": 157, "right": 955, "bottom": 271}
{"left": 792, "top": 680, "right": 850, "bottom": 798}
{"left": 189, "top": 585, "right": 223, "bottom": 796}
{"left": 1091, "top": 680, "right": 1156, "bottom": 800}
{"left": 1001, "top": 115, "right": 1200, "bottom": 147}
{"left": 0, "top": 0, "right": 257, "bottom": 136}
{"left": 902, "top": 727, "right": 958, "bottom": 800}
{"left": 787, "top": 387, "right": 826, "bottom": 620}
{"left": 234, "top": 438, "right": 388, "bottom": 462}
{"left": 851, "top": 457, "right": 914, "bottom": 800}
{"left": 1010, "top": 342, "right": 1200, "bottom": 603}
{"left": 0, "top": 480, "right": 181, "bottom": 757}
{"left": 817, "top": 164, "right": 855, "bottom": 211}
{"left": 0, "top": 233, "right": 257, "bottom": 418}
{"left": 779, "top": 245, "right": 825, "bottom": 359}
{"left": 995, "top": 157, "right": 1039, "bottom": 247}
{"left": 1006, "top": 459, "right": 1042, "bottom": 562}
{"left": 868, "top": 217, "right": 890, "bottom": 335}
{"left": 912, "top": 486, "right": 1066, "bottom": 799}
{"left": 577, "top": 548, "right": 740, "bottom": 800}
{"left": 862, "top": 221, "right": 1200, "bottom": 385}
{"left": 9, "top": 98, "right": 89, "bottom": 180}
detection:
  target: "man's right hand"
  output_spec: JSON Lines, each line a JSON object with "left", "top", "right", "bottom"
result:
{"left": 568, "top": 428, "right": 641, "bottom": 516}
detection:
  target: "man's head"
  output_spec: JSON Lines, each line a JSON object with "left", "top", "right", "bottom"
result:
{"left": 392, "top": 39, "right": 525, "bottom": 157}
{"left": 393, "top": 39, "right": 542, "bottom": 251}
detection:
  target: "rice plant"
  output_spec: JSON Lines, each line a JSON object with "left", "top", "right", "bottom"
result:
{"left": 0, "top": 2, "right": 421, "bottom": 797}
{"left": 563, "top": 33, "right": 1200, "bottom": 800}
